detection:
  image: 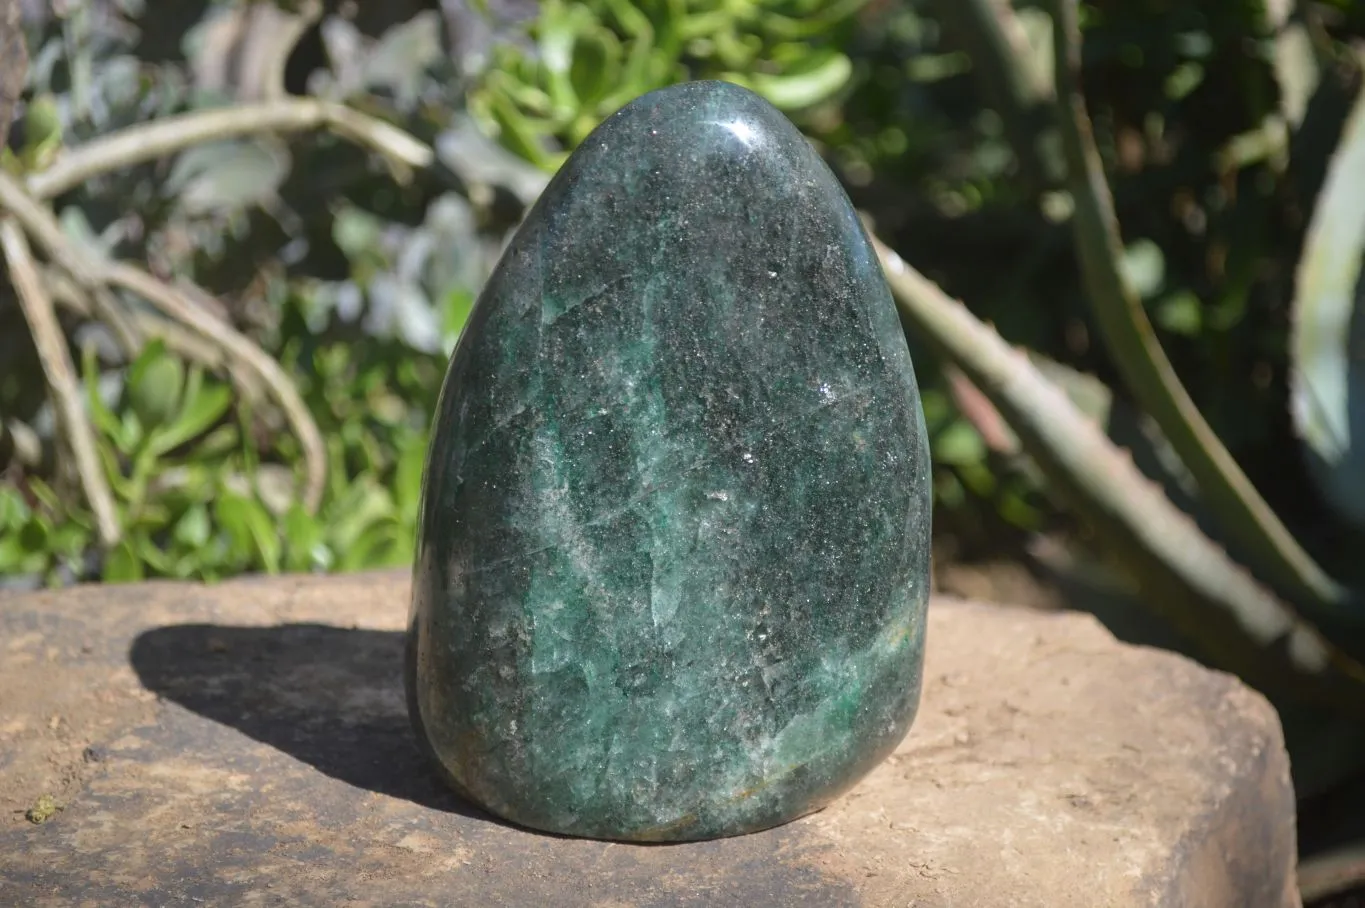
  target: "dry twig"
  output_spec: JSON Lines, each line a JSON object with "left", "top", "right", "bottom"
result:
{"left": 44, "top": 268, "right": 224, "bottom": 369}
{"left": 104, "top": 261, "right": 326, "bottom": 511}
{"left": 0, "top": 97, "right": 443, "bottom": 516}
{"left": 81, "top": 283, "right": 141, "bottom": 359}
{"left": 0, "top": 170, "right": 327, "bottom": 512}
{"left": 28, "top": 98, "right": 435, "bottom": 201}
{"left": 0, "top": 219, "right": 121, "bottom": 547}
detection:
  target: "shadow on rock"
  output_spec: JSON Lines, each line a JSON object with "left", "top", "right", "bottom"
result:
{"left": 129, "top": 622, "right": 492, "bottom": 822}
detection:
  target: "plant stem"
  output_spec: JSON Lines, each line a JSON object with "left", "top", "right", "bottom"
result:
{"left": 1048, "top": 0, "right": 1350, "bottom": 615}
{"left": 1298, "top": 839, "right": 1365, "bottom": 903}
{"left": 0, "top": 218, "right": 121, "bottom": 548}
{"left": 27, "top": 99, "right": 435, "bottom": 201}
{"left": 0, "top": 171, "right": 327, "bottom": 513}
{"left": 45, "top": 268, "right": 223, "bottom": 370}
{"left": 102, "top": 261, "right": 327, "bottom": 512}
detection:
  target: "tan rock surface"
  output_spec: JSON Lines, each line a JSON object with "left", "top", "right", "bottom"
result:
{"left": 0, "top": 572, "right": 1296, "bottom": 906}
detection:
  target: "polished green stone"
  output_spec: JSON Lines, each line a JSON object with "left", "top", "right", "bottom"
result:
{"left": 407, "top": 80, "right": 932, "bottom": 842}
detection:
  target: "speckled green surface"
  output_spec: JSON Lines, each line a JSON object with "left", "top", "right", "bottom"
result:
{"left": 407, "top": 80, "right": 932, "bottom": 842}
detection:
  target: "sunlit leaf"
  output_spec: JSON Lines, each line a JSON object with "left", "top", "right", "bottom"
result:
{"left": 172, "top": 503, "right": 211, "bottom": 549}
{"left": 1290, "top": 79, "right": 1365, "bottom": 527}
{"left": 325, "top": 480, "right": 397, "bottom": 554}
{"left": 570, "top": 28, "right": 622, "bottom": 108}
{"left": 1119, "top": 239, "right": 1165, "bottom": 300}
{"left": 933, "top": 420, "right": 987, "bottom": 467}
{"left": 738, "top": 52, "right": 853, "bottom": 110}
{"left": 149, "top": 377, "right": 232, "bottom": 456}
{"left": 1156, "top": 291, "right": 1203, "bottom": 337}
{"left": 215, "top": 492, "right": 281, "bottom": 573}
{"left": 126, "top": 340, "right": 185, "bottom": 431}
{"left": 103, "top": 542, "right": 144, "bottom": 583}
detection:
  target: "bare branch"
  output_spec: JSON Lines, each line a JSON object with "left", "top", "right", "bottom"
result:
{"left": 28, "top": 98, "right": 435, "bottom": 201}
{"left": 81, "top": 282, "right": 142, "bottom": 360}
{"left": 103, "top": 261, "right": 326, "bottom": 511}
{"left": 0, "top": 171, "right": 327, "bottom": 513}
{"left": 0, "top": 219, "right": 121, "bottom": 548}
{"left": 1298, "top": 839, "right": 1365, "bottom": 904}
{"left": 45, "top": 267, "right": 234, "bottom": 374}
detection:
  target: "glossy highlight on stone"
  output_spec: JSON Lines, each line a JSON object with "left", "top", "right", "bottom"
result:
{"left": 407, "top": 80, "right": 932, "bottom": 842}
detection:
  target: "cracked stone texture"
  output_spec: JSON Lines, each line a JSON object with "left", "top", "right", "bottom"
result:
{"left": 1, "top": 572, "right": 1297, "bottom": 906}
{"left": 408, "top": 80, "right": 933, "bottom": 841}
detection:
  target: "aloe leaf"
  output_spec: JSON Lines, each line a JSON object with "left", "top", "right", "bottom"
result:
{"left": 874, "top": 235, "right": 1365, "bottom": 717}
{"left": 1048, "top": 0, "right": 1348, "bottom": 615}
{"left": 1290, "top": 80, "right": 1365, "bottom": 527}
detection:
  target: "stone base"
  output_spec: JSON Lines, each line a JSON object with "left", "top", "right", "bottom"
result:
{"left": 1, "top": 572, "right": 1297, "bottom": 906}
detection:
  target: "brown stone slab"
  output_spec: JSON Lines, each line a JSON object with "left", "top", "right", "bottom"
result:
{"left": 0, "top": 572, "right": 1297, "bottom": 906}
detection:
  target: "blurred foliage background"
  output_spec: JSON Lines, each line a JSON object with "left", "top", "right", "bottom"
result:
{"left": 7, "top": 0, "right": 1365, "bottom": 897}
{"left": 8, "top": 0, "right": 1360, "bottom": 593}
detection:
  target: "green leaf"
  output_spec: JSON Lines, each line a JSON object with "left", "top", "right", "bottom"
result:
{"left": 133, "top": 531, "right": 174, "bottom": 575}
{"left": 49, "top": 520, "right": 92, "bottom": 560}
{"left": 282, "top": 505, "right": 328, "bottom": 572}
{"left": 325, "top": 480, "right": 397, "bottom": 554}
{"left": 484, "top": 82, "right": 560, "bottom": 171}
{"left": 103, "top": 542, "right": 144, "bottom": 583}
{"left": 148, "top": 375, "right": 232, "bottom": 456}
{"left": 957, "top": 460, "right": 999, "bottom": 497}
{"left": 26, "top": 478, "right": 62, "bottom": 513}
{"left": 126, "top": 340, "right": 185, "bottom": 430}
{"left": 18, "top": 516, "right": 50, "bottom": 554}
{"left": 172, "top": 504, "right": 211, "bottom": 549}
{"left": 118, "top": 409, "right": 145, "bottom": 458}
{"left": 933, "top": 420, "right": 987, "bottom": 467}
{"left": 197, "top": 424, "right": 240, "bottom": 458}
{"left": 0, "top": 487, "right": 31, "bottom": 530}
{"left": 332, "top": 205, "right": 385, "bottom": 263}
{"left": 935, "top": 471, "right": 966, "bottom": 509}
{"left": 1155, "top": 291, "right": 1203, "bottom": 337}
{"left": 19, "top": 94, "right": 63, "bottom": 170}
{"left": 393, "top": 434, "right": 428, "bottom": 522}
{"left": 738, "top": 52, "right": 852, "bottom": 111}
{"left": 569, "top": 28, "right": 622, "bottom": 108}
{"left": 215, "top": 492, "right": 282, "bottom": 573}
{"left": 1119, "top": 239, "right": 1165, "bottom": 300}
{"left": 1163, "top": 62, "right": 1204, "bottom": 101}
{"left": 537, "top": 0, "right": 598, "bottom": 119}
{"left": 1289, "top": 76, "right": 1365, "bottom": 527}
{"left": 82, "top": 345, "right": 123, "bottom": 439}
{"left": 0, "top": 531, "right": 43, "bottom": 575}
{"left": 337, "top": 522, "right": 403, "bottom": 572}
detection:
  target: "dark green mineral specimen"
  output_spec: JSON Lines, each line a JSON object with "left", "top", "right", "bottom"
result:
{"left": 407, "top": 80, "right": 931, "bottom": 842}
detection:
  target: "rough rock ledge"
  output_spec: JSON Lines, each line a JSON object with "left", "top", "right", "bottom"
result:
{"left": 0, "top": 571, "right": 1296, "bottom": 906}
